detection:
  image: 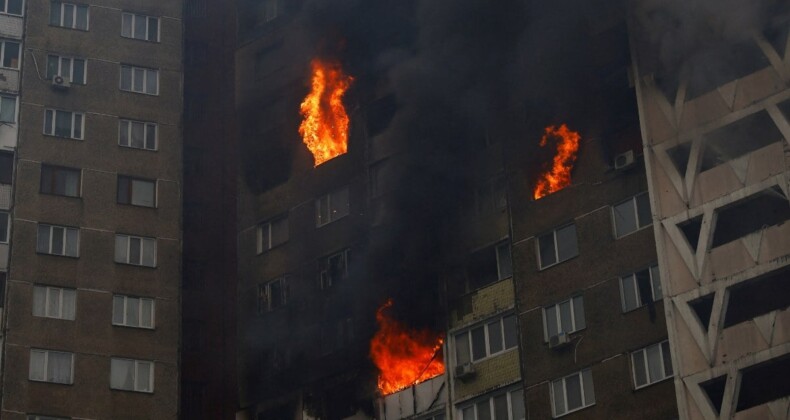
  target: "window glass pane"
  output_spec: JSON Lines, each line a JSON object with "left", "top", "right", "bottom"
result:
{"left": 636, "top": 269, "right": 652, "bottom": 305}
{"left": 503, "top": 315, "right": 518, "bottom": 349}
{"left": 142, "top": 238, "right": 156, "bottom": 267}
{"left": 120, "top": 66, "right": 132, "bottom": 90}
{"left": 7, "top": 0, "right": 21, "bottom": 14}
{"left": 117, "top": 176, "right": 130, "bottom": 204}
{"left": 556, "top": 224, "right": 578, "bottom": 262}
{"left": 0, "top": 212, "right": 7, "bottom": 242}
{"left": 636, "top": 193, "right": 652, "bottom": 228}
{"left": 582, "top": 369, "right": 595, "bottom": 405}
{"left": 487, "top": 321, "right": 503, "bottom": 354}
{"left": 119, "top": 120, "right": 129, "bottom": 146}
{"left": 33, "top": 286, "right": 46, "bottom": 316}
{"left": 51, "top": 226, "right": 64, "bottom": 254}
{"left": 113, "top": 296, "right": 125, "bottom": 324}
{"left": 545, "top": 306, "right": 558, "bottom": 338}
{"left": 50, "top": 1, "right": 61, "bottom": 25}
{"left": 133, "top": 15, "right": 146, "bottom": 40}
{"left": 44, "top": 109, "right": 53, "bottom": 134}
{"left": 3, "top": 41, "right": 19, "bottom": 68}
{"left": 47, "top": 288, "right": 60, "bottom": 317}
{"left": 131, "top": 179, "right": 155, "bottom": 207}
{"left": 475, "top": 401, "right": 491, "bottom": 420}
{"left": 614, "top": 200, "right": 637, "bottom": 237}
{"left": 65, "top": 228, "right": 78, "bottom": 256}
{"left": 29, "top": 350, "right": 46, "bottom": 380}
{"left": 538, "top": 232, "right": 556, "bottom": 268}
{"left": 63, "top": 4, "right": 73, "bottom": 27}
{"left": 60, "top": 57, "right": 71, "bottom": 79}
{"left": 75, "top": 5, "right": 87, "bottom": 30}
{"left": 565, "top": 374, "right": 582, "bottom": 410}
{"left": 496, "top": 243, "right": 512, "bottom": 279}
{"left": 147, "top": 17, "right": 158, "bottom": 41}
{"left": 0, "top": 96, "right": 15, "bottom": 123}
{"left": 72, "top": 113, "right": 82, "bottom": 138}
{"left": 651, "top": 265, "right": 662, "bottom": 299}
{"left": 133, "top": 67, "right": 144, "bottom": 91}
{"left": 54, "top": 110, "right": 71, "bottom": 137}
{"left": 115, "top": 235, "right": 127, "bottom": 262}
{"left": 145, "top": 124, "right": 156, "bottom": 149}
{"left": 510, "top": 389, "right": 525, "bottom": 420}
{"left": 471, "top": 326, "right": 486, "bottom": 360}
{"left": 129, "top": 237, "right": 141, "bottom": 264}
{"left": 621, "top": 275, "right": 638, "bottom": 311}
{"left": 141, "top": 299, "right": 153, "bottom": 327}
{"left": 633, "top": 351, "right": 647, "bottom": 387}
{"left": 145, "top": 69, "right": 157, "bottom": 94}
{"left": 111, "top": 358, "right": 134, "bottom": 389}
{"left": 37, "top": 225, "right": 50, "bottom": 253}
{"left": 661, "top": 341, "right": 673, "bottom": 377}
{"left": 559, "top": 300, "right": 572, "bottom": 333}
{"left": 552, "top": 379, "right": 566, "bottom": 416}
{"left": 331, "top": 187, "right": 350, "bottom": 219}
{"left": 121, "top": 13, "right": 132, "bottom": 37}
{"left": 72, "top": 59, "right": 85, "bottom": 84}
{"left": 47, "top": 352, "right": 72, "bottom": 383}
{"left": 572, "top": 296, "right": 585, "bottom": 330}
{"left": 646, "top": 343, "right": 662, "bottom": 382}
{"left": 455, "top": 332, "right": 470, "bottom": 365}
{"left": 462, "top": 406, "right": 475, "bottom": 420}
{"left": 64, "top": 170, "right": 79, "bottom": 197}
{"left": 47, "top": 55, "right": 59, "bottom": 79}
{"left": 493, "top": 394, "right": 508, "bottom": 420}
{"left": 62, "top": 289, "right": 76, "bottom": 319}
{"left": 137, "top": 361, "right": 151, "bottom": 391}
{"left": 126, "top": 297, "right": 139, "bottom": 327}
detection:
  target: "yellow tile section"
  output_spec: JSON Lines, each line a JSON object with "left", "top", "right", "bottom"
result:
{"left": 451, "top": 278, "right": 515, "bottom": 329}
{"left": 455, "top": 349, "right": 521, "bottom": 400}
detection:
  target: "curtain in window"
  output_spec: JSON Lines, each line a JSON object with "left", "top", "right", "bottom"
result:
{"left": 48, "top": 352, "right": 72, "bottom": 383}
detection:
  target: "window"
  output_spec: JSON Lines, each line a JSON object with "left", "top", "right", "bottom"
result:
{"left": 458, "top": 387, "right": 525, "bottom": 420}
{"left": 551, "top": 369, "right": 595, "bottom": 417}
{"left": 43, "top": 109, "right": 84, "bottom": 139}
{"left": 121, "top": 13, "right": 159, "bottom": 42}
{"left": 543, "top": 296, "right": 585, "bottom": 341}
{"left": 0, "top": 151, "right": 11, "bottom": 183}
{"left": 119, "top": 119, "right": 157, "bottom": 150}
{"left": 0, "top": 95, "right": 16, "bottom": 123}
{"left": 0, "top": 40, "right": 19, "bottom": 69}
{"left": 258, "top": 276, "right": 289, "bottom": 313}
{"left": 120, "top": 65, "right": 158, "bottom": 95}
{"left": 620, "top": 265, "right": 662, "bottom": 312}
{"left": 117, "top": 176, "right": 156, "bottom": 207}
{"left": 29, "top": 349, "right": 73, "bottom": 384}
{"left": 114, "top": 234, "right": 156, "bottom": 267}
{"left": 50, "top": 1, "right": 88, "bottom": 30}
{"left": 33, "top": 285, "right": 76, "bottom": 320}
{"left": 0, "top": 0, "right": 23, "bottom": 16}
{"left": 37, "top": 224, "right": 79, "bottom": 257}
{"left": 110, "top": 358, "right": 153, "bottom": 392}
{"left": 632, "top": 341, "right": 673, "bottom": 388}
{"left": 316, "top": 186, "right": 349, "bottom": 227}
{"left": 256, "top": 216, "right": 288, "bottom": 253}
{"left": 40, "top": 165, "right": 81, "bottom": 197}
{"left": 319, "top": 248, "right": 350, "bottom": 289}
{"left": 112, "top": 295, "right": 154, "bottom": 328}
{"left": 537, "top": 223, "right": 578, "bottom": 269}
{"left": 46, "top": 54, "right": 86, "bottom": 84}
{"left": 455, "top": 314, "right": 518, "bottom": 365}
{"left": 612, "top": 192, "right": 652, "bottom": 238}
{"left": 0, "top": 211, "right": 8, "bottom": 242}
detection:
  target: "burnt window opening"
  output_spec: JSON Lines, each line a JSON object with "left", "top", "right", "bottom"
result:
{"left": 667, "top": 142, "right": 692, "bottom": 177}
{"left": 711, "top": 186, "right": 790, "bottom": 248}
{"left": 724, "top": 268, "right": 790, "bottom": 328}
{"left": 465, "top": 241, "right": 512, "bottom": 292}
{"left": 472, "top": 175, "right": 507, "bottom": 218}
{"left": 319, "top": 249, "right": 350, "bottom": 290}
{"left": 684, "top": 41, "right": 770, "bottom": 100}
{"left": 699, "top": 111, "right": 782, "bottom": 172}
{"left": 258, "top": 276, "right": 289, "bottom": 313}
{"left": 366, "top": 94, "right": 396, "bottom": 137}
{"left": 689, "top": 293, "right": 715, "bottom": 331}
{"left": 0, "top": 151, "right": 13, "bottom": 184}
{"left": 700, "top": 375, "right": 727, "bottom": 415}
{"left": 736, "top": 354, "right": 790, "bottom": 412}
{"left": 678, "top": 216, "right": 703, "bottom": 251}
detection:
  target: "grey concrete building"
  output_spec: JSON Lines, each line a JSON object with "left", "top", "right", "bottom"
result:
{"left": 0, "top": 0, "right": 183, "bottom": 418}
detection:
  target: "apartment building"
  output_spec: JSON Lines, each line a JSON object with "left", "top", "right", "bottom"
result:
{"left": 0, "top": 0, "right": 183, "bottom": 418}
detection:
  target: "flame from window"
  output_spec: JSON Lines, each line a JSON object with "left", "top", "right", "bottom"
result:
{"left": 370, "top": 299, "right": 445, "bottom": 395}
{"left": 299, "top": 58, "right": 354, "bottom": 167}
{"left": 533, "top": 124, "right": 581, "bottom": 199}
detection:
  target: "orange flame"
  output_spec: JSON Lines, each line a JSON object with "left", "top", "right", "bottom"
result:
{"left": 370, "top": 299, "right": 445, "bottom": 395}
{"left": 533, "top": 124, "right": 581, "bottom": 199}
{"left": 299, "top": 58, "right": 354, "bottom": 167}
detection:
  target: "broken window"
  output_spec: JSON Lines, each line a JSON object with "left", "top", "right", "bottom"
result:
{"left": 316, "top": 186, "right": 349, "bottom": 227}
{"left": 256, "top": 216, "right": 288, "bottom": 254}
{"left": 711, "top": 186, "right": 790, "bottom": 248}
{"left": 258, "top": 276, "right": 289, "bottom": 313}
{"left": 465, "top": 240, "right": 512, "bottom": 291}
{"left": 319, "top": 249, "right": 350, "bottom": 289}
{"left": 723, "top": 268, "right": 790, "bottom": 328}
{"left": 685, "top": 41, "right": 770, "bottom": 100}
{"left": 620, "top": 265, "right": 662, "bottom": 312}
{"left": 366, "top": 94, "right": 397, "bottom": 137}
{"left": 537, "top": 223, "right": 578, "bottom": 269}
{"left": 612, "top": 192, "right": 651, "bottom": 238}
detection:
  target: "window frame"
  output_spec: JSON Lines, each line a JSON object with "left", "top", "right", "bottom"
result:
{"left": 116, "top": 175, "right": 157, "bottom": 208}
{"left": 32, "top": 285, "right": 76, "bottom": 320}
{"left": 537, "top": 223, "right": 578, "bottom": 270}
{"left": 49, "top": 1, "right": 89, "bottom": 31}
{"left": 43, "top": 109, "right": 84, "bottom": 140}
{"left": 112, "top": 294, "right": 155, "bottom": 329}
{"left": 110, "top": 357, "right": 154, "bottom": 393}
{"left": 119, "top": 64, "right": 159, "bottom": 95}
{"left": 631, "top": 340, "right": 673, "bottom": 389}
{"left": 257, "top": 275, "right": 289, "bottom": 314}
{"left": 457, "top": 386, "right": 525, "bottom": 420}
{"left": 612, "top": 192, "right": 652, "bottom": 238}
{"left": 40, "top": 164, "right": 82, "bottom": 198}
{"left": 36, "top": 223, "right": 79, "bottom": 257}
{"left": 118, "top": 118, "right": 157, "bottom": 150}
{"left": 114, "top": 234, "right": 157, "bottom": 267}
{"left": 256, "top": 216, "right": 288, "bottom": 254}
{"left": 0, "top": 39, "right": 20, "bottom": 70}
{"left": 120, "top": 12, "right": 160, "bottom": 42}
{"left": 542, "top": 295, "right": 585, "bottom": 342}
{"left": 550, "top": 369, "right": 595, "bottom": 418}
{"left": 454, "top": 313, "right": 518, "bottom": 365}
{"left": 46, "top": 53, "right": 87, "bottom": 84}
{"left": 0, "top": 0, "right": 24, "bottom": 16}
{"left": 28, "top": 348, "right": 74, "bottom": 384}
{"left": 619, "top": 264, "right": 662, "bottom": 313}
{"left": 315, "top": 186, "right": 350, "bottom": 227}
{"left": 318, "top": 248, "right": 350, "bottom": 290}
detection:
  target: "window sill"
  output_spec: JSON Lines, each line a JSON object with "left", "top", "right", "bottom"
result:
{"left": 0, "top": 65, "right": 19, "bottom": 71}
{"left": 112, "top": 323, "right": 155, "bottom": 330}
{"left": 33, "top": 315, "right": 75, "bottom": 321}
{"left": 256, "top": 241, "right": 288, "bottom": 256}
{"left": 622, "top": 299, "right": 663, "bottom": 314}
{"left": 614, "top": 224, "right": 653, "bottom": 240}
{"left": 634, "top": 375, "right": 674, "bottom": 391}
{"left": 43, "top": 134, "right": 83, "bottom": 141}
{"left": 538, "top": 254, "right": 578, "bottom": 271}
{"left": 120, "top": 89, "right": 159, "bottom": 97}
{"left": 48, "top": 24, "right": 89, "bottom": 32}
{"left": 0, "top": 12, "right": 23, "bottom": 17}
{"left": 121, "top": 35, "right": 161, "bottom": 44}
{"left": 40, "top": 192, "right": 82, "bottom": 199}
{"left": 114, "top": 261, "right": 157, "bottom": 269}
{"left": 110, "top": 387, "right": 154, "bottom": 394}
{"left": 29, "top": 378, "right": 73, "bottom": 385}
{"left": 553, "top": 403, "right": 595, "bottom": 419}
{"left": 117, "top": 202, "right": 157, "bottom": 209}
{"left": 543, "top": 328, "right": 585, "bottom": 345}
{"left": 36, "top": 251, "right": 79, "bottom": 259}
{"left": 119, "top": 144, "right": 158, "bottom": 152}
{"left": 316, "top": 214, "right": 349, "bottom": 228}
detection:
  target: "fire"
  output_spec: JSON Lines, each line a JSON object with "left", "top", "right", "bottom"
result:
{"left": 532, "top": 124, "right": 582, "bottom": 199}
{"left": 299, "top": 58, "right": 354, "bottom": 166}
{"left": 370, "top": 299, "right": 445, "bottom": 395}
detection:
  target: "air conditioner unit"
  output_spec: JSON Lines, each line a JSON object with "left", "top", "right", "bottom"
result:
{"left": 454, "top": 363, "right": 475, "bottom": 380}
{"left": 549, "top": 332, "right": 571, "bottom": 349}
{"left": 51, "top": 75, "right": 71, "bottom": 90}
{"left": 614, "top": 150, "right": 635, "bottom": 170}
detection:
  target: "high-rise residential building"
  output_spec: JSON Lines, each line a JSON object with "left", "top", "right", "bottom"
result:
{"left": 0, "top": 0, "right": 183, "bottom": 418}
{"left": 631, "top": 2, "right": 790, "bottom": 419}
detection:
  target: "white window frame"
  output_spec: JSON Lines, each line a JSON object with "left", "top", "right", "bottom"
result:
{"left": 0, "top": 210, "right": 9, "bottom": 243}
{"left": 256, "top": 216, "right": 288, "bottom": 254}
{"left": 32, "top": 285, "right": 76, "bottom": 320}
{"left": 550, "top": 369, "right": 595, "bottom": 418}
{"left": 612, "top": 192, "right": 652, "bottom": 238}
{"left": 37, "top": 224, "right": 79, "bottom": 257}
{"left": 542, "top": 296, "right": 585, "bottom": 342}
{"left": 112, "top": 295, "right": 155, "bottom": 329}
{"left": 537, "top": 223, "right": 578, "bottom": 270}
{"left": 121, "top": 12, "right": 160, "bottom": 42}
{"left": 257, "top": 275, "right": 289, "bottom": 314}
{"left": 118, "top": 119, "right": 157, "bottom": 150}
{"left": 46, "top": 54, "right": 87, "bottom": 84}
{"left": 117, "top": 175, "right": 157, "bottom": 208}
{"left": 454, "top": 313, "right": 518, "bottom": 365}
{"left": 457, "top": 386, "right": 525, "bottom": 420}
{"left": 110, "top": 357, "right": 154, "bottom": 393}
{"left": 619, "top": 264, "right": 662, "bottom": 313}
{"left": 114, "top": 234, "right": 157, "bottom": 267}
{"left": 0, "top": 39, "right": 20, "bottom": 70}
{"left": 631, "top": 340, "right": 673, "bottom": 389}
{"left": 119, "top": 64, "right": 159, "bottom": 95}
{"left": 319, "top": 248, "right": 350, "bottom": 290}
{"left": 0, "top": 0, "right": 24, "bottom": 16}
{"left": 43, "top": 109, "right": 84, "bottom": 139}
{"left": 50, "top": 1, "right": 89, "bottom": 30}
{"left": 316, "top": 186, "right": 350, "bottom": 227}
{"left": 28, "top": 349, "right": 74, "bottom": 384}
